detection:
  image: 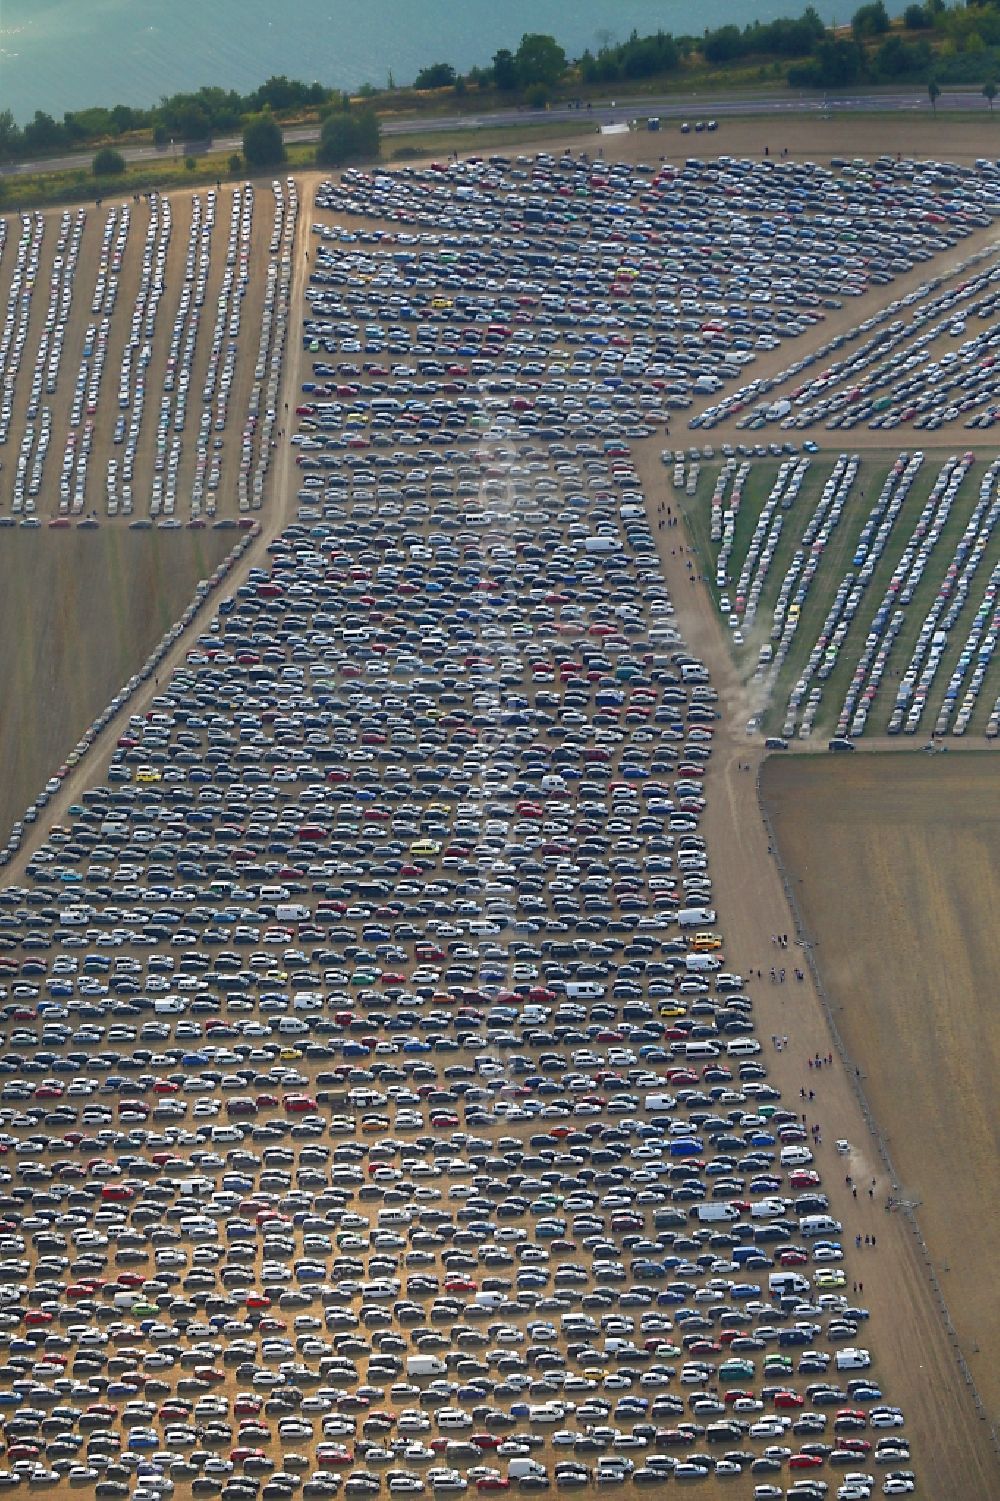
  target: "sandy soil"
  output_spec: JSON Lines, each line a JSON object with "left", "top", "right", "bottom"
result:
{"left": 761, "top": 753, "right": 1000, "bottom": 1424}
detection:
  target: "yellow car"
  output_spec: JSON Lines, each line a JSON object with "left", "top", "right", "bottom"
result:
{"left": 136, "top": 768, "right": 162, "bottom": 783}
{"left": 658, "top": 1002, "right": 688, "bottom": 1018}
{"left": 814, "top": 1268, "right": 847, "bottom": 1288}
{"left": 279, "top": 1046, "right": 303, "bottom": 1060}
{"left": 409, "top": 840, "right": 441, "bottom": 857}
{"left": 692, "top": 932, "right": 723, "bottom": 952}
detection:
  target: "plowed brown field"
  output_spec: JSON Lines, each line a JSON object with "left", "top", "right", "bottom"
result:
{"left": 761, "top": 752, "right": 1000, "bottom": 1428}
{"left": 0, "top": 529, "right": 230, "bottom": 842}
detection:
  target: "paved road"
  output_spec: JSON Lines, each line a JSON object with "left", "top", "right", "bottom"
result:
{"left": 0, "top": 86, "right": 991, "bottom": 180}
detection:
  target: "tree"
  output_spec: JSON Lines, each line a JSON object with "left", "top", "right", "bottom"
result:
{"left": 985, "top": 78, "right": 997, "bottom": 111}
{"left": 316, "top": 109, "right": 380, "bottom": 167}
{"left": 242, "top": 111, "right": 285, "bottom": 168}
{"left": 414, "top": 62, "right": 456, "bottom": 89}
{"left": 851, "top": 1, "right": 890, "bottom": 39}
{"left": 228, "top": 153, "right": 243, "bottom": 174}
{"left": 23, "top": 110, "right": 66, "bottom": 153}
{"left": 514, "top": 33, "right": 567, "bottom": 89}
{"left": 0, "top": 109, "right": 23, "bottom": 161}
{"left": 492, "top": 48, "right": 518, "bottom": 90}
{"left": 703, "top": 25, "right": 745, "bottom": 65}
{"left": 109, "top": 104, "right": 137, "bottom": 135}
{"left": 159, "top": 97, "right": 212, "bottom": 141}
{"left": 251, "top": 74, "right": 314, "bottom": 112}
{"left": 524, "top": 82, "right": 550, "bottom": 109}
{"left": 903, "top": 3, "right": 931, "bottom": 27}
{"left": 928, "top": 76, "right": 940, "bottom": 112}
{"left": 93, "top": 146, "right": 126, "bottom": 176}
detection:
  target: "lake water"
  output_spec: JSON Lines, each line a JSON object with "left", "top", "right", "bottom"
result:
{"left": 1, "top": 0, "right": 905, "bottom": 125}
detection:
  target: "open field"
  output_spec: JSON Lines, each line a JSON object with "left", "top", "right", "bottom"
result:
{"left": 761, "top": 752, "right": 1000, "bottom": 1429}
{"left": 0, "top": 529, "right": 232, "bottom": 841}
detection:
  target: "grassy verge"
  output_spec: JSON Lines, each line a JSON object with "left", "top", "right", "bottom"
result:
{"left": 0, "top": 118, "right": 621, "bottom": 210}
{"left": 387, "top": 122, "right": 598, "bottom": 160}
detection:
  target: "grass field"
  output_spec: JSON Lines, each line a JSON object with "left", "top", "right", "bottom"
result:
{"left": 761, "top": 752, "right": 1000, "bottom": 1425}
{"left": 681, "top": 451, "right": 1000, "bottom": 740}
{"left": 0, "top": 530, "right": 231, "bottom": 842}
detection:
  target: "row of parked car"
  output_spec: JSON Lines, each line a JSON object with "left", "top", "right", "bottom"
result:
{"left": 732, "top": 240, "right": 1000, "bottom": 437}
{"left": 704, "top": 443, "right": 998, "bottom": 740}
{"left": 238, "top": 178, "right": 297, "bottom": 518}
{"left": 0, "top": 157, "right": 919, "bottom": 1500}
{"left": 695, "top": 155, "right": 1000, "bottom": 436}
{"left": 0, "top": 179, "right": 293, "bottom": 525}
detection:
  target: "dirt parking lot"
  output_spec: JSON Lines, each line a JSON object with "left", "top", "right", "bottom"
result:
{"left": 0, "top": 529, "right": 231, "bottom": 841}
{"left": 761, "top": 752, "right": 1000, "bottom": 1427}
{"left": 0, "top": 178, "right": 295, "bottom": 522}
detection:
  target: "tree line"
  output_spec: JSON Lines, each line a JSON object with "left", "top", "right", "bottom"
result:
{"left": 11, "top": 3, "right": 1000, "bottom": 178}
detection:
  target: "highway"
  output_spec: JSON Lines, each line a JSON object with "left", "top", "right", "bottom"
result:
{"left": 0, "top": 86, "right": 990, "bottom": 180}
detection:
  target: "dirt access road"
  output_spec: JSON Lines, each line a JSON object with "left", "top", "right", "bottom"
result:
{"left": 637, "top": 440, "right": 1000, "bottom": 1496}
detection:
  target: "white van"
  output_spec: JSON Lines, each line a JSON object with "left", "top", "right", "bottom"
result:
{"left": 686, "top": 953, "right": 721, "bottom": 973}
{"left": 678, "top": 907, "right": 716, "bottom": 928}
{"left": 684, "top": 1041, "right": 720, "bottom": 1059}
{"left": 508, "top": 1460, "right": 547, "bottom": 1481}
{"left": 565, "top": 981, "right": 605, "bottom": 1000}
{"left": 769, "top": 1271, "right": 810, "bottom": 1297}
{"left": 835, "top": 1347, "right": 871, "bottom": 1371}
{"left": 726, "top": 1037, "right": 761, "bottom": 1057}
{"left": 799, "top": 1214, "right": 842, "bottom": 1237}
{"left": 278, "top": 1017, "right": 309, "bottom": 1035}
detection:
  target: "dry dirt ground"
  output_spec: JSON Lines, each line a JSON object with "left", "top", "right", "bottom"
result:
{"left": 760, "top": 753, "right": 1000, "bottom": 1419}
{"left": 0, "top": 528, "right": 231, "bottom": 841}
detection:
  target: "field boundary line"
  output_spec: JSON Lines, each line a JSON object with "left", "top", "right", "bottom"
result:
{"left": 757, "top": 769, "right": 1000, "bottom": 1461}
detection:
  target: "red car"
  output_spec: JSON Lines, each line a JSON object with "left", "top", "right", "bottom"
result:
{"left": 789, "top": 1454, "right": 824, "bottom": 1469}
{"left": 774, "top": 1391, "right": 804, "bottom": 1409}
